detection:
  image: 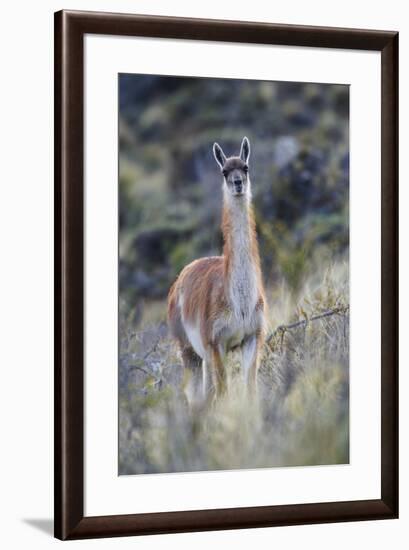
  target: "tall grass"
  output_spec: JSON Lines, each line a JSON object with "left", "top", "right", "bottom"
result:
{"left": 119, "top": 259, "right": 349, "bottom": 475}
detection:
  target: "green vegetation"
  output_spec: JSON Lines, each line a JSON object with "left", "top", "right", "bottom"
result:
{"left": 119, "top": 261, "right": 349, "bottom": 474}
{"left": 118, "top": 75, "right": 349, "bottom": 474}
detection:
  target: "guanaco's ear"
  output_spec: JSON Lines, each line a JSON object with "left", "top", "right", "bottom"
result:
{"left": 213, "top": 142, "right": 227, "bottom": 169}
{"left": 240, "top": 136, "right": 250, "bottom": 163}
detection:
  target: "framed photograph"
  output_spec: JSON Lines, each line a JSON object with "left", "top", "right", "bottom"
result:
{"left": 55, "top": 10, "right": 398, "bottom": 540}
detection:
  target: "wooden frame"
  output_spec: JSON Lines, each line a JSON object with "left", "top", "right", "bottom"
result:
{"left": 54, "top": 9, "right": 398, "bottom": 540}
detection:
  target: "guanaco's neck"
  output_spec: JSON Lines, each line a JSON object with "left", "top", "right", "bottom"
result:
{"left": 222, "top": 190, "right": 262, "bottom": 315}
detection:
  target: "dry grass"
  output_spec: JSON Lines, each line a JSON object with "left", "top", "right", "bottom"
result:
{"left": 119, "top": 259, "right": 349, "bottom": 475}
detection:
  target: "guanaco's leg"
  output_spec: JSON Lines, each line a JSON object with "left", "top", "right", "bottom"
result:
{"left": 181, "top": 347, "right": 203, "bottom": 407}
{"left": 207, "top": 344, "right": 227, "bottom": 399}
{"left": 241, "top": 333, "right": 263, "bottom": 395}
{"left": 202, "top": 361, "right": 212, "bottom": 399}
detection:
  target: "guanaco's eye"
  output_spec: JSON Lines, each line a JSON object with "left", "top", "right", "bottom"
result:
{"left": 243, "top": 165, "right": 249, "bottom": 173}
{"left": 222, "top": 169, "right": 228, "bottom": 178}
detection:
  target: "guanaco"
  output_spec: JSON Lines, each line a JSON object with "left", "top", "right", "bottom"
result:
{"left": 167, "top": 137, "right": 266, "bottom": 406}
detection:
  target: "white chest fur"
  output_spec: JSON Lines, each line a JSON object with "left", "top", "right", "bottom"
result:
{"left": 225, "top": 198, "right": 259, "bottom": 345}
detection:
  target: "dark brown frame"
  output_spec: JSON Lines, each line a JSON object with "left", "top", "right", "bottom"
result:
{"left": 54, "top": 9, "right": 398, "bottom": 540}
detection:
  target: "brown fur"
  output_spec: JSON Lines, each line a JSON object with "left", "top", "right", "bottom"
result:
{"left": 222, "top": 157, "right": 247, "bottom": 173}
{"left": 168, "top": 256, "right": 228, "bottom": 348}
{"left": 167, "top": 140, "right": 266, "bottom": 402}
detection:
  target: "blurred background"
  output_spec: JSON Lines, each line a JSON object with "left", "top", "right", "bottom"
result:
{"left": 118, "top": 74, "right": 349, "bottom": 475}
{"left": 119, "top": 75, "right": 349, "bottom": 321}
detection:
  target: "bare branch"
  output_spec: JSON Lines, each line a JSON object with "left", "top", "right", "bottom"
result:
{"left": 265, "top": 306, "right": 349, "bottom": 346}
{"left": 128, "top": 336, "right": 164, "bottom": 387}
{"left": 141, "top": 337, "right": 160, "bottom": 361}
{"left": 129, "top": 364, "right": 155, "bottom": 377}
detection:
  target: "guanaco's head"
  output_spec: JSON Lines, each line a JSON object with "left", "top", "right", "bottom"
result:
{"left": 213, "top": 137, "right": 251, "bottom": 198}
